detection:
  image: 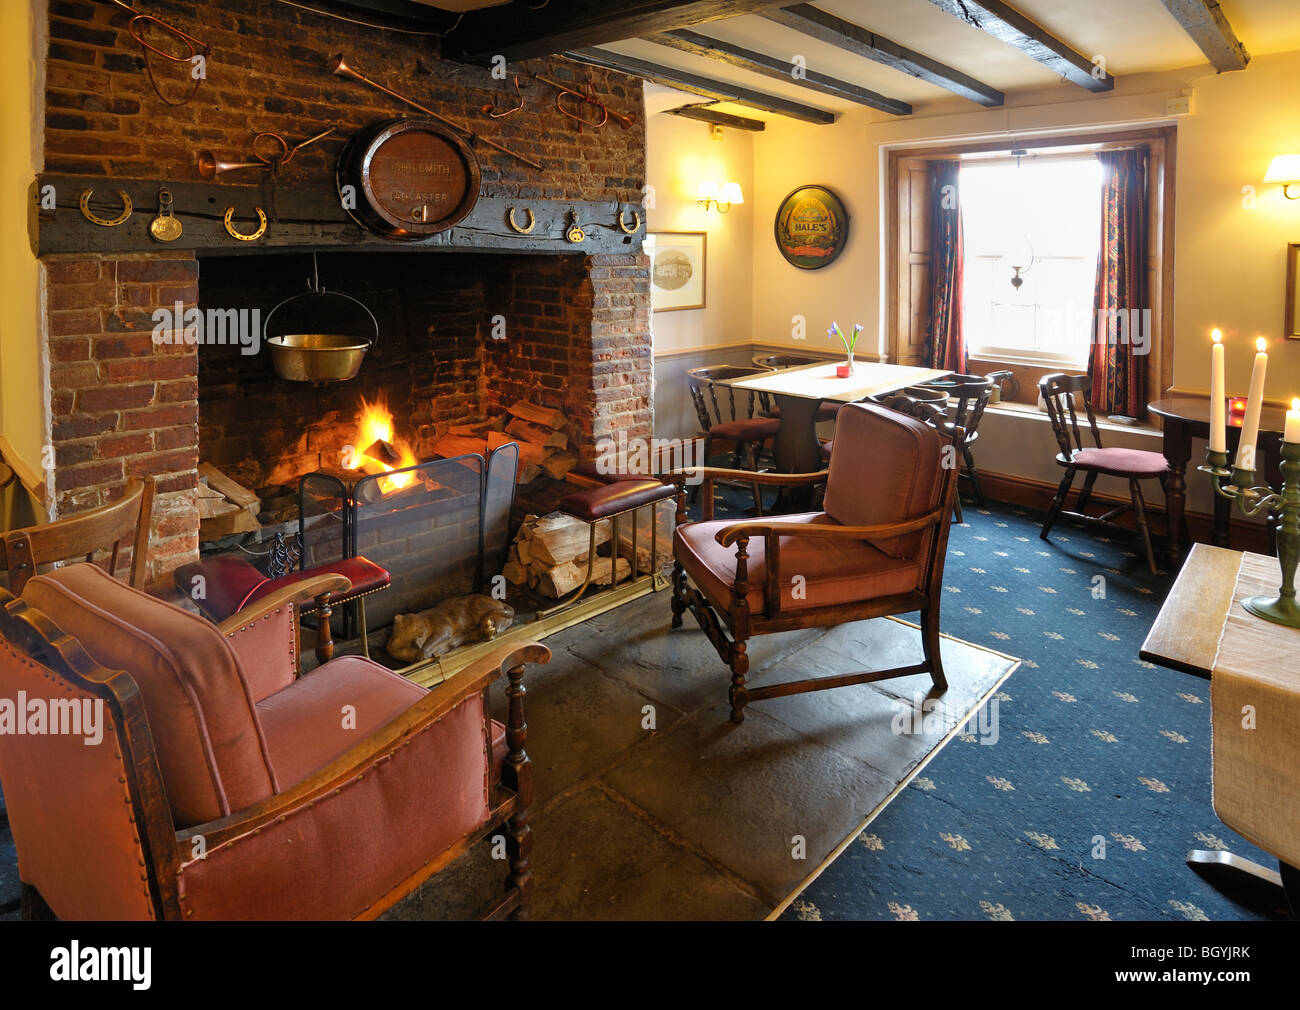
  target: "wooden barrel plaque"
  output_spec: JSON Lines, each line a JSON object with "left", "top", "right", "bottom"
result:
{"left": 338, "top": 117, "right": 481, "bottom": 239}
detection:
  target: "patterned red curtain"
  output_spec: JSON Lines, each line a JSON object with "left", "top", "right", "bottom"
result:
{"left": 1088, "top": 148, "right": 1149, "bottom": 418}
{"left": 924, "top": 160, "right": 965, "bottom": 372}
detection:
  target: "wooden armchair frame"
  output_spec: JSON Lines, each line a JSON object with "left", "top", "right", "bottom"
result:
{"left": 667, "top": 411, "right": 963, "bottom": 723}
{"left": 0, "top": 585, "right": 547, "bottom": 921}
{"left": 0, "top": 476, "right": 154, "bottom": 594}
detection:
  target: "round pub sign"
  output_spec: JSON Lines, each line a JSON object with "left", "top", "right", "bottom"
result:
{"left": 339, "top": 117, "right": 481, "bottom": 239}
{"left": 773, "top": 185, "right": 850, "bottom": 270}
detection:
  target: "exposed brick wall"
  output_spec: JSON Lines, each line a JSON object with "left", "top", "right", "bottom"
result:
{"left": 44, "top": 253, "right": 200, "bottom": 582}
{"left": 43, "top": 0, "right": 645, "bottom": 203}
{"left": 37, "top": 0, "right": 652, "bottom": 583}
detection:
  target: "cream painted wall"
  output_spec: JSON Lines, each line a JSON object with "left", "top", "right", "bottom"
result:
{"left": 646, "top": 111, "right": 754, "bottom": 355}
{"left": 0, "top": 0, "right": 47, "bottom": 521}
{"left": 646, "top": 109, "right": 757, "bottom": 438}
{"left": 750, "top": 49, "right": 1300, "bottom": 404}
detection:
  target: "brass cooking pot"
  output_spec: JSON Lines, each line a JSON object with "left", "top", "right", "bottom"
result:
{"left": 267, "top": 333, "right": 372, "bottom": 383}
{"left": 263, "top": 256, "right": 379, "bottom": 385}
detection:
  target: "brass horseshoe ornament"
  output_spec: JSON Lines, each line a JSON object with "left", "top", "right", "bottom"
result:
{"left": 223, "top": 206, "right": 268, "bottom": 242}
{"left": 79, "top": 188, "right": 133, "bottom": 227}
{"left": 617, "top": 207, "right": 641, "bottom": 235}
{"left": 565, "top": 210, "right": 586, "bottom": 244}
{"left": 507, "top": 206, "right": 536, "bottom": 234}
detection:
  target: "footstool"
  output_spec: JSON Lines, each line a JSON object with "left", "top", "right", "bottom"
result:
{"left": 173, "top": 554, "right": 391, "bottom": 661}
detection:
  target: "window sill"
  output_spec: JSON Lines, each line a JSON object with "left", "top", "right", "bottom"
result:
{"left": 978, "top": 397, "right": 1162, "bottom": 437}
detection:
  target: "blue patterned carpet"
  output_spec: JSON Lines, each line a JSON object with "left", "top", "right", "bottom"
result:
{"left": 749, "top": 498, "right": 1287, "bottom": 922}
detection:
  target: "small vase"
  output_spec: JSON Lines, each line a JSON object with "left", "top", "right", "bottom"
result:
{"left": 837, "top": 351, "right": 854, "bottom": 379}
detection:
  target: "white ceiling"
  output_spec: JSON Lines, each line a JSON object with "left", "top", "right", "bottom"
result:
{"left": 573, "top": 0, "right": 1300, "bottom": 121}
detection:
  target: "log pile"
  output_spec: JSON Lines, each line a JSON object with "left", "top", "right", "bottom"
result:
{"left": 197, "top": 462, "right": 260, "bottom": 539}
{"left": 430, "top": 400, "right": 576, "bottom": 485}
{"left": 503, "top": 512, "right": 632, "bottom": 598}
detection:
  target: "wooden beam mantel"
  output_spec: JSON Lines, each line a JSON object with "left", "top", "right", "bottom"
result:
{"left": 924, "top": 0, "right": 1115, "bottom": 92}
{"left": 1158, "top": 0, "right": 1249, "bottom": 72}
{"left": 760, "top": 4, "right": 1004, "bottom": 107}
{"left": 448, "top": 0, "right": 795, "bottom": 63}
{"left": 646, "top": 28, "right": 912, "bottom": 116}
{"left": 29, "top": 175, "right": 645, "bottom": 257}
{"left": 563, "top": 48, "right": 836, "bottom": 124}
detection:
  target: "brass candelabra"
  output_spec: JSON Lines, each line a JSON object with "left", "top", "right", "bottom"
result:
{"left": 1199, "top": 440, "right": 1300, "bottom": 628}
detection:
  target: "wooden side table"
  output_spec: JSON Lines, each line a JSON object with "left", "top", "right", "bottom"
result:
{"left": 1141, "top": 542, "right": 1300, "bottom": 912}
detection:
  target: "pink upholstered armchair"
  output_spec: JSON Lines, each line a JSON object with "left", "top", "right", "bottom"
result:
{"left": 670, "top": 401, "right": 961, "bottom": 723}
{"left": 0, "top": 562, "right": 547, "bottom": 920}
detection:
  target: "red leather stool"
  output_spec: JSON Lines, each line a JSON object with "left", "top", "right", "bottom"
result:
{"left": 541, "top": 477, "right": 678, "bottom": 615}
{"left": 173, "top": 555, "right": 391, "bottom": 661}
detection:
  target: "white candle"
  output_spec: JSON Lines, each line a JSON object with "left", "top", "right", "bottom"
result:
{"left": 1235, "top": 337, "right": 1268, "bottom": 471}
{"left": 1210, "top": 329, "right": 1226, "bottom": 453}
{"left": 1286, "top": 398, "right": 1300, "bottom": 444}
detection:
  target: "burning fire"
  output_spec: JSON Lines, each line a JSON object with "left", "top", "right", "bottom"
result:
{"left": 354, "top": 394, "right": 418, "bottom": 494}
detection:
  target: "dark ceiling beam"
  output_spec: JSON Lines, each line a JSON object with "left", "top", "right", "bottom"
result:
{"left": 760, "top": 4, "right": 1003, "bottom": 107}
{"left": 1158, "top": 0, "right": 1249, "bottom": 72}
{"left": 563, "top": 47, "right": 837, "bottom": 124}
{"left": 646, "top": 28, "right": 912, "bottom": 116}
{"left": 667, "top": 104, "right": 767, "bottom": 130}
{"left": 447, "top": 0, "right": 797, "bottom": 63}
{"left": 924, "top": 0, "right": 1115, "bottom": 92}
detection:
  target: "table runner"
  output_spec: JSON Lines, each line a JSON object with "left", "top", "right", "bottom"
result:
{"left": 1211, "top": 552, "right": 1300, "bottom": 866}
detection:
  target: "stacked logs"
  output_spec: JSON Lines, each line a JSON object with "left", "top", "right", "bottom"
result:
{"left": 431, "top": 400, "right": 577, "bottom": 485}
{"left": 502, "top": 512, "right": 632, "bottom": 598}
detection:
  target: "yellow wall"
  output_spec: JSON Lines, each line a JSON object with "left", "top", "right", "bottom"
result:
{"left": 646, "top": 111, "right": 754, "bottom": 354}
{"left": 0, "top": 0, "right": 47, "bottom": 519}
{"left": 749, "top": 49, "right": 1300, "bottom": 401}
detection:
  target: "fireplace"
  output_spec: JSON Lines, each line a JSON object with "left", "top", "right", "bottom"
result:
{"left": 31, "top": 0, "right": 653, "bottom": 593}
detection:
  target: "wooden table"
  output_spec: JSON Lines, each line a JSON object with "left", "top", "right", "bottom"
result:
{"left": 1141, "top": 542, "right": 1298, "bottom": 904}
{"left": 725, "top": 360, "right": 949, "bottom": 471}
{"left": 1148, "top": 396, "right": 1286, "bottom": 568}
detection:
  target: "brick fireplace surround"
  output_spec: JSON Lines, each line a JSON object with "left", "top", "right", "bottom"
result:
{"left": 38, "top": 0, "right": 652, "bottom": 585}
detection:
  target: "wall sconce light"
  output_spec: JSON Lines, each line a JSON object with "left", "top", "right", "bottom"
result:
{"left": 1264, "top": 155, "right": 1300, "bottom": 199}
{"left": 697, "top": 181, "right": 744, "bottom": 213}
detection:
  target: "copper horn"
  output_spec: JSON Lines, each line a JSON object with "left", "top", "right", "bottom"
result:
{"left": 197, "top": 151, "right": 264, "bottom": 180}
{"left": 328, "top": 54, "right": 543, "bottom": 172}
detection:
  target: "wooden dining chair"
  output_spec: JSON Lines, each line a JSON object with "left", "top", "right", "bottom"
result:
{"left": 0, "top": 476, "right": 155, "bottom": 594}
{"left": 686, "top": 365, "right": 779, "bottom": 514}
{"left": 1038, "top": 373, "right": 1169, "bottom": 574}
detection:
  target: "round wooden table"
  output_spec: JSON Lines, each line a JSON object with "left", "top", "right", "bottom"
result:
{"left": 1148, "top": 396, "right": 1287, "bottom": 567}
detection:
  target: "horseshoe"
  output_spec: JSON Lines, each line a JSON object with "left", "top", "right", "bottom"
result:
{"left": 507, "top": 206, "right": 536, "bottom": 234}
{"left": 79, "top": 188, "right": 133, "bottom": 227}
{"left": 617, "top": 207, "right": 641, "bottom": 235}
{"left": 223, "top": 205, "right": 268, "bottom": 242}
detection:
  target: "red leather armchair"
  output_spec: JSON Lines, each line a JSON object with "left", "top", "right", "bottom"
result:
{"left": 670, "top": 401, "right": 961, "bottom": 723}
{"left": 0, "top": 562, "right": 547, "bottom": 920}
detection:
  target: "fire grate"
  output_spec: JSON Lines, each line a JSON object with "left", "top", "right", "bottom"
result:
{"left": 297, "top": 443, "right": 518, "bottom": 638}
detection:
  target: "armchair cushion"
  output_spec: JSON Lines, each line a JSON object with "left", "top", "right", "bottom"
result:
{"left": 674, "top": 513, "right": 921, "bottom": 615}
{"left": 177, "top": 691, "right": 495, "bottom": 920}
{"left": 22, "top": 564, "right": 277, "bottom": 828}
{"left": 256, "top": 655, "right": 428, "bottom": 786}
{"left": 224, "top": 599, "right": 299, "bottom": 702}
{"left": 823, "top": 403, "right": 943, "bottom": 559}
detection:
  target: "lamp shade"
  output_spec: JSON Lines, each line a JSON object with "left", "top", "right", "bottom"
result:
{"left": 1264, "top": 155, "right": 1300, "bottom": 184}
{"left": 719, "top": 182, "right": 744, "bottom": 206}
{"left": 696, "top": 180, "right": 720, "bottom": 202}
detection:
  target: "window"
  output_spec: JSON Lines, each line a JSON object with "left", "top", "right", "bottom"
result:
{"left": 960, "top": 155, "right": 1102, "bottom": 367}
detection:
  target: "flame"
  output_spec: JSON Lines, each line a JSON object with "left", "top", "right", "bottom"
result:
{"left": 354, "top": 394, "right": 417, "bottom": 494}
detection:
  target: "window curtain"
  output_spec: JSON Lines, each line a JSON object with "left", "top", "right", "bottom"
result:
{"left": 1088, "top": 148, "right": 1148, "bottom": 418}
{"left": 924, "top": 160, "right": 965, "bottom": 372}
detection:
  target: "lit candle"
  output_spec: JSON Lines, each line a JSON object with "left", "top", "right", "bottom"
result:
{"left": 1209, "top": 328, "right": 1226, "bottom": 453}
{"left": 1235, "top": 337, "right": 1268, "bottom": 471}
{"left": 1287, "top": 398, "right": 1300, "bottom": 444}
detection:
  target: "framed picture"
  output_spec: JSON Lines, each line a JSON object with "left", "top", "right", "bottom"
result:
{"left": 1287, "top": 242, "right": 1300, "bottom": 339}
{"left": 648, "top": 231, "right": 706, "bottom": 311}
{"left": 774, "top": 185, "right": 850, "bottom": 270}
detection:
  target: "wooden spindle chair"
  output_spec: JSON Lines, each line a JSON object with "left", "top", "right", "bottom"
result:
{"left": 686, "top": 365, "right": 779, "bottom": 514}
